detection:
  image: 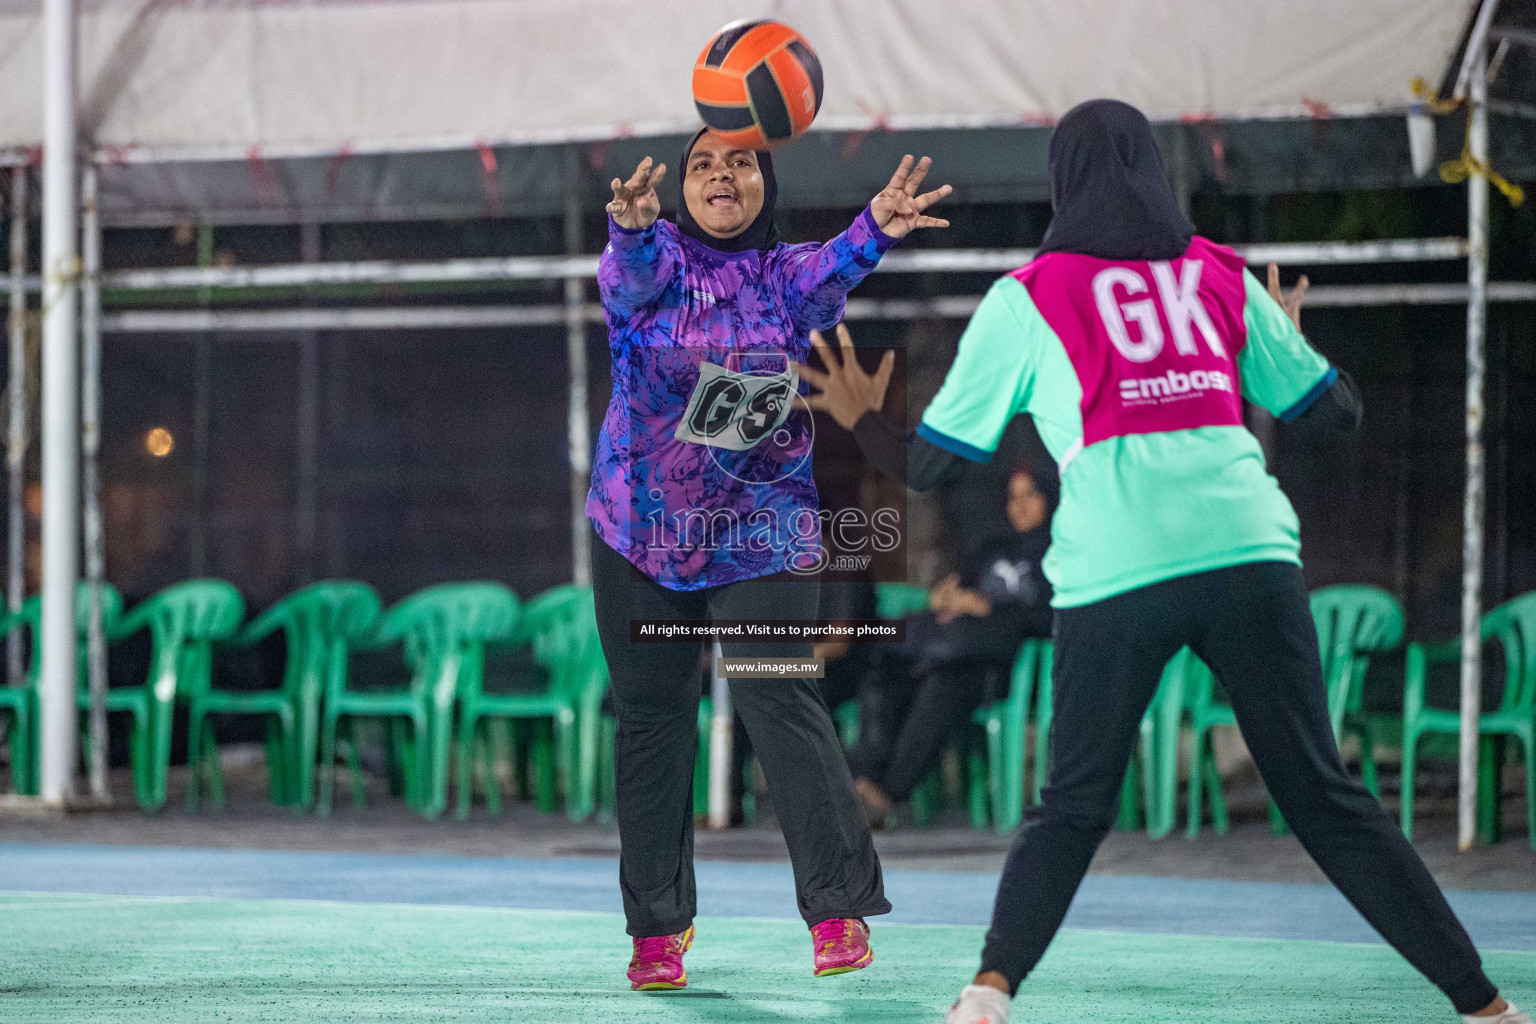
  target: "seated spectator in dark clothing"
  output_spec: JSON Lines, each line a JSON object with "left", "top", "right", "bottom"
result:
{"left": 853, "top": 464, "right": 1056, "bottom": 824}
{"left": 814, "top": 577, "right": 880, "bottom": 713}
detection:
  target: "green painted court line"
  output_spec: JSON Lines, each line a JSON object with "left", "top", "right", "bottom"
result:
{"left": 0, "top": 892, "right": 1530, "bottom": 1023}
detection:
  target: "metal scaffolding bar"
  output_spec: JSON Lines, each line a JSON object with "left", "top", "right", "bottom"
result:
{"left": 79, "top": 161, "right": 108, "bottom": 803}
{"left": 190, "top": 226, "right": 213, "bottom": 577}
{"left": 295, "top": 221, "right": 322, "bottom": 584}
{"left": 1458, "top": 18, "right": 1494, "bottom": 852}
{"left": 38, "top": 0, "right": 79, "bottom": 804}
{"left": 95, "top": 281, "right": 1536, "bottom": 335}
{"left": 563, "top": 150, "right": 590, "bottom": 586}
{"left": 7, "top": 167, "right": 26, "bottom": 696}
{"left": 85, "top": 238, "right": 1470, "bottom": 294}
{"left": 707, "top": 641, "right": 731, "bottom": 831}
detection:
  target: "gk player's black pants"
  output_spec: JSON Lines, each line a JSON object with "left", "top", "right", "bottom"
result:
{"left": 980, "top": 561, "right": 1497, "bottom": 1014}
{"left": 591, "top": 533, "right": 889, "bottom": 937}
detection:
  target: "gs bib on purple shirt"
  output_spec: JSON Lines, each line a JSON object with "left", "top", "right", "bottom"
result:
{"left": 587, "top": 210, "right": 898, "bottom": 590}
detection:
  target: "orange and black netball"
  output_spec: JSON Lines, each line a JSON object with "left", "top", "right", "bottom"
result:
{"left": 691, "top": 20, "right": 823, "bottom": 150}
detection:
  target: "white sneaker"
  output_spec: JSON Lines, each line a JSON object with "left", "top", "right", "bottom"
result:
{"left": 1464, "top": 1001, "right": 1532, "bottom": 1024}
{"left": 945, "top": 984, "right": 1011, "bottom": 1024}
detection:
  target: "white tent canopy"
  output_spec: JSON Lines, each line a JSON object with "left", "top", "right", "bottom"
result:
{"left": 0, "top": 0, "right": 1478, "bottom": 163}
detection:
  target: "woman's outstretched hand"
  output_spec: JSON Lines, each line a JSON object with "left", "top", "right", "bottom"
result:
{"left": 608, "top": 157, "right": 667, "bottom": 230}
{"left": 1267, "top": 262, "right": 1309, "bottom": 330}
{"left": 871, "top": 155, "right": 952, "bottom": 239}
{"left": 792, "top": 323, "right": 895, "bottom": 430}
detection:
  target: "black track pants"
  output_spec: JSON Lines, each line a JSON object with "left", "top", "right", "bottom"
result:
{"left": 979, "top": 561, "right": 1497, "bottom": 1014}
{"left": 591, "top": 534, "right": 890, "bottom": 936}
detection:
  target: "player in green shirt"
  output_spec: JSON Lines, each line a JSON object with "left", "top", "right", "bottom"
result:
{"left": 797, "top": 100, "right": 1523, "bottom": 1024}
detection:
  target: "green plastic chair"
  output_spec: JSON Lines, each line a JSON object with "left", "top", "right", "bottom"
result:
{"left": 1313, "top": 585, "right": 1406, "bottom": 799}
{"left": 1402, "top": 590, "right": 1536, "bottom": 848}
{"left": 457, "top": 584, "right": 605, "bottom": 821}
{"left": 107, "top": 580, "right": 244, "bottom": 810}
{"left": 973, "top": 639, "right": 1049, "bottom": 832}
{"left": 4, "top": 584, "right": 125, "bottom": 795}
{"left": 320, "top": 582, "right": 517, "bottom": 818}
{"left": 1181, "top": 651, "right": 1235, "bottom": 837}
{"left": 1029, "top": 643, "right": 1180, "bottom": 837}
{"left": 1136, "top": 648, "right": 1198, "bottom": 839}
{"left": 1186, "top": 585, "right": 1404, "bottom": 837}
{"left": 0, "top": 608, "right": 37, "bottom": 795}
{"left": 188, "top": 581, "right": 381, "bottom": 812}
{"left": 875, "top": 582, "right": 930, "bottom": 620}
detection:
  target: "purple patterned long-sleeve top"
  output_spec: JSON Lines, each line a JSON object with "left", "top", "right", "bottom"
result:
{"left": 588, "top": 208, "right": 899, "bottom": 590}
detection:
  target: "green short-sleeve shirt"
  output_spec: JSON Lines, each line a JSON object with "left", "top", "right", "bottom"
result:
{"left": 919, "top": 263, "right": 1333, "bottom": 608}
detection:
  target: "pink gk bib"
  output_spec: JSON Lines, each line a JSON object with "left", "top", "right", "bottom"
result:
{"left": 1014, "top": 237, "right": 1249, "bottom": 449}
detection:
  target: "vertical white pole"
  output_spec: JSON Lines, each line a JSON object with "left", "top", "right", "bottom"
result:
{"left": 7, "top": 168, "right": 27, "bottom": 695}
{"left": 563, "top": 148, "right": 591, "bottom": 586}
{"left": 39, "top": 0, "right": 80, "bottom": 804}
{"left": 708, "top": 640, "right": 732, "bottom": 830}
{"left": 1458, "top": 44, "right": 1490, "bottom": 852}
{"left": 190, "top": 225, "right": 212, "bottom": 577}
{"left": 295, "top": 222, "right": 321, "bottom": 584}
{"left": 80, "top": 161, "right": 107, "bottom": 802}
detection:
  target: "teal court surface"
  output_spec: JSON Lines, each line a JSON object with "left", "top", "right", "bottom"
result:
{"left": 0, "top": 843, "right": 1532, "bottom": 1023}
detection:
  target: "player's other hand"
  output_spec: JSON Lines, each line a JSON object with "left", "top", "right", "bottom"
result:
{"left": 608, "top": 157, "right": 666, "bottom": 230}
{"left": 1267, "top": 262, "right": 1309, "bottom": 330}
{"left": 870, "top": 155, "right": 952, "bottom": 239}
{"left": 792, "top": 323, "right": 895, "bottom": 431}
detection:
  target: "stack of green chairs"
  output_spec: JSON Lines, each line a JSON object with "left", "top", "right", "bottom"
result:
{"left": 1182, "top": 651, "right": 1233, "bottom": 837}
{"left": 456, "top": 583, "right": 606, "bottom": 821}
{"left": 1025, "top": 644, "right": 1187, "bottom": 838}
{"left": 4, "top": 583, "right": 126, "bottom": 796}
{"left": 1314, "top": 586, "right": 1406, "bottom": 799}
{"left": 0, "top": 607, "right": 35, "bottom": 794}
{"left": 105, "top": 580, "right": 245, "bottom": 810}
{"left": 320, "top": 582, "right": 518, "bottom": 818}
{"left": 973, "top": 638, "right": 1051, "bottom": 832}
{"left": 875, "top": 583, "right": 931, "bottom": 619}
{"left": 1186, "top": 585, "right": 1404, "bottom": 837}
{"left": 1127, "top": 648, "right": 1198, "bottom": 839}
{"left": 187, "top": 582, "right": 381, "bottom": 812}
{"left": 1402, "top": 590, "right": 1536, "bottom": 848}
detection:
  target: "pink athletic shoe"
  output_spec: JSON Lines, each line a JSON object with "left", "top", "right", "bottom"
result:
{"left": 811, "top": 917, "right": 873, "bottom": 977}
{"left": 627, "top": 926, "right": 694, "bottom": 991}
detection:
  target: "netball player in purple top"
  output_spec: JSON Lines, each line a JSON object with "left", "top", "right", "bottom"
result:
{"left": 590, "top": 127, "right": 951, "bottom": 990}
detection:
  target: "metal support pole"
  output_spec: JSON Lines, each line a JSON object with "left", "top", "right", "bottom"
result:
{"left": 1458, "top": 44, "right": 1490, "bottom": 852}
{"left": 39, "top": 0, "right": 80, "bottom": 804}
{"left": 323, "top": 334, "right": 347, "bottom": 579}
{"left": 80, "top": 163, "right": 107, "bottom": 802}
{"left": 707, "top": 641, "right": 732, "bottom": 830}
{"left": 190, "top": 225, "right": 212, "bottom": 577}
{"left": 1167, "top": 125, "right": 1193, "bottom": 218}
{"left": 7, "top": 168, "right": 27, "bottom": 696}
{"left": 295, "top": 221, "right": 321, "bottom": 584}
{"left": 563, "top": 148, "right": 590, "bottom": 585}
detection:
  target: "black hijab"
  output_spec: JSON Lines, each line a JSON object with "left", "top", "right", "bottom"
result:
{"left": 675, "top": 127, "right": 781, "bottom": 253}
{"left": 1036, "top": 99, "right": 1194, "bottom": 261}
